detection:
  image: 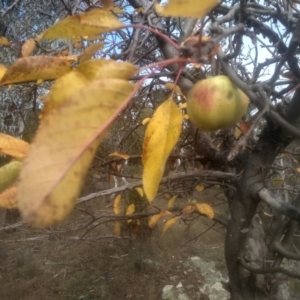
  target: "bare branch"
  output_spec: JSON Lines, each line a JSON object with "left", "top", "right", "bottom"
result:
{"left": 258, "top": 188, "right": 300, "bottom": 223}
{"left": 239, "top": 257, "right": 300, "bottom": 280}
{"left": 78, "top": 170, "right": 237, "bottom": 203}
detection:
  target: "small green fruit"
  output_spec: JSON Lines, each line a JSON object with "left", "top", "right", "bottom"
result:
{"left": 186, "top": 75, "right": 249, "bottom": 131}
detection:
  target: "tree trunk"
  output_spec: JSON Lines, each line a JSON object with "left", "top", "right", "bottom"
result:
{"left": 225, "top": 128, "right": 292, "bottom": 299}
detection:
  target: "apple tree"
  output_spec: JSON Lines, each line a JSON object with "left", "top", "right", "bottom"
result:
{"left": 1, "top": 0, "right": 300, "bottom": 299}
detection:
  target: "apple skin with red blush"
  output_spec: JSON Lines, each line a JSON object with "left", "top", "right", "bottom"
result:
{"left": 186, "top": 75, "right": 249, "bottom": 131}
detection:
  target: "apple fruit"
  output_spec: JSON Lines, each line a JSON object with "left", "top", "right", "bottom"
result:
{"left": 186, "top": 75, "right": 249, "bottom": 131}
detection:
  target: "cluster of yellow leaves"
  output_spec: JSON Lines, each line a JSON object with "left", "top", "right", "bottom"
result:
{"left": 17, "top": 63, "right": 136, "bottom": 227}
{"left": 0, "top": 7, "right": 138, "bottom": 226}
{"left": 148, "top": 202, "right": 214, "bottom": 235}
{"left": 112, "top": 193, "right": 137, "bottom": 235}
{"left": 0, "top": 0, "right": 219, "bottom": 227}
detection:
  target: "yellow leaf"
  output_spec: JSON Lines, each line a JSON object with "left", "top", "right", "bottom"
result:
{"left": 183, "top": 114, "right": 189, "bottom": 120}
{"left": 178, "top": 103, "right": 187, "bottom": 109}
{"left": 114, "top": 221, "right": 121, "bottom": 236}
{"left": 0, "top": 133, "right": 29, "bottom": 158}
{"left": 135, "top": 187, "right": 144, "bottom": 197}
{"left": 113, "top": 194, "right": 121, "bottom": 214}
{"left": 165, "top": 82, "right": 184, "bottom": 97}
{"left": 79, "top": 42, "right": 104, "bottom": 63}
{"left": 126, "top": 203, "right": 135, "bottom": 215}
{"left": 109, "top": 151, "right": 130, "bottom": 160}
{"left": 83, "top": 34, "right": 104, "bottom": 41}
{"left": 142, "top": 98, "right": 182, "bottom": 201}
{"left": 0, "top": 185, "right": 17, "bottom": 208}
{"left": 271, "top": 175, "right": 284, "bottom": 187}
{"left": 17, "top": 79, "right": 135, "bottom": 227}
{"left": 182, "top": 205, "right": 195, "bottom": 214}
{"left": 0, "top": 36, "right": 10, "bottom": 46}
{"left": 42, "top": 60, "right": 137, "bottom": 116}
{"left": 41, "top": 70, "right": 87, "bottom": 116}
{"left": 40, "top": 9, "right": 123, "bottom": 39}
{"left": 195, "top": 203, "right": 214, "bottom": 219}
{"left": 0, "top": 56, "right": 72, "bottom": 86}
{"left": 72, "top": 36, "right": 82, "bottom": 44}
{"left": 0, "top": 161, "right": 22, "bottom": 193}
{"left": 162, "top": 216, "right": 179, "bottom": 234}
{"left": 142, "top": 117, "right": 151, "bottom": 125}
{"left": 234, "top": 127, "right": 242, "bottom": 139}
{"left": 168, "top": 195, "right": 177, "bottom": 208}
{"left": 195, "top": 184, "right": 205, "bottom": 192}
{"left": 77, "top": 59, "right": 137, "bottom": 81}
{"left": 155, "top": 0, "right": 218, "bottom": 18}
{"left": 111, "top": 7, "right": 124, "bottom": 14}
{"left": 148, "top": 210, "right": 172, "bottom": 228}
{"left": 0, "top": 64, "right": 6, "bottom": 80}
{"left": 21, "top": 39, "right": 36, "bottom": 57}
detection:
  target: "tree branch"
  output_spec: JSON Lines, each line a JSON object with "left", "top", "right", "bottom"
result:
{"left": 257, "top": 188, "right": 300, "bottom": 223}
{"left": 78, "top": 170, "right": 237, "bottom": 203}
{"left": 239, "top": 257, "right": 300, "bottom": 280}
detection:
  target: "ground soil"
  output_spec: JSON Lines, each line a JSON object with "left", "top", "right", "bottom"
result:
{"left": 0, "top": 187, "right": 228, "bottom": 300}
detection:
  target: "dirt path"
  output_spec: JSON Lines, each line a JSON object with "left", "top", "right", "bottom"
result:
{"left": 0, "top": 191, "right": 228, "bottom": 300}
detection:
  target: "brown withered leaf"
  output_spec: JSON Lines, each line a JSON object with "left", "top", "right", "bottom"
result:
{"left": 21, "top": 39, "right": 36, "bottom": 57}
